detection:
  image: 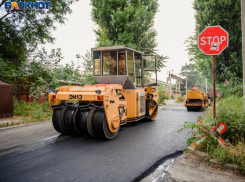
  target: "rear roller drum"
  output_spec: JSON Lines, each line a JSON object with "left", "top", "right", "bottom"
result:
{"left": 73, "top": 109, "right": 90, "bottom": 136}
{"left": 93, "top": 109, "right": 119, "bottom": 140}
{"left": 87, "top": 107, "right": 98, "bottom": 137}
{"left": 187, "top": 106, "right": 201, "bottom": 111}
{"left": 59, "top": 106, "right": 78, "bottom": 135}
{"left": 52, "top": 108, "right": 63, "bottom": 134}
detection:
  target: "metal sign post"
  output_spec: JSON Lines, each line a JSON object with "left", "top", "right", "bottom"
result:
{"left": 198, "top": 26, "right": 229, "bottom": 118}
{"left": 242, "top": 0, "right": 245, "bottom": 112}
{"left": 213, "top": 55, "right": 216, "bottom": 118}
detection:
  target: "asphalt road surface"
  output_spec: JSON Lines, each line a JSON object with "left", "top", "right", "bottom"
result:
{"left": 0, "top": 103, "right": 205, "bottom": 182}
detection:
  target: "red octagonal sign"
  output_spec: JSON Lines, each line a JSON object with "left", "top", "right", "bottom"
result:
{"left": 198, "top": 26, "right": 229, "bottom": 55}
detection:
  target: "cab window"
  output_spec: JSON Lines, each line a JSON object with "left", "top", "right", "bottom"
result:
{"left": 135, "top": 53, "right": 142, "bottom": 86}
{"left": 127, "top": 51, "right": 134, "bottom": 82}
{"left": 94, "top": 59, "right": 101, "bottom": 75}
{"left": 119, "top": 51, "right": 126, "bottom": 75}
{"left": 93, "top": 51, "right": 101, "bottom": 76}
{"left": 102, "top": 52, "right": 117, "bottom": 75}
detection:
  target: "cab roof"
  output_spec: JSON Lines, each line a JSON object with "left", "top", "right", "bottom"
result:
{"left": 91, "top": 45, "right": 144, "bottom": 55}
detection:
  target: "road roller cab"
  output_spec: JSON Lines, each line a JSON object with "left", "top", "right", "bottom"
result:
{"left": 49, "top": 46, "right": 159, "bottom": 139}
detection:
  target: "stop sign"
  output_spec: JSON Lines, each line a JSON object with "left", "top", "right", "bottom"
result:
{"left": 198, "top": 26, "right": 229, "bottom": 55}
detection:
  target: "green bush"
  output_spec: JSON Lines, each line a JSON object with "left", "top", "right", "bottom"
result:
{"left": 179, "top": 96, "right": 245, "bottom": 174}
{"left": 219, "top": 77, "right": 243, "bottom": 97}
{"left": 205, "top": 96, "right": 245, "bottom": 144}
{"left": 158, "top": 85, "right": 168, "bottom": 104}
{"left": 179, "top": 116, "right": 245, "bottom": 174}
{"left": 175, "top": 95, "right": 185, "bottom": 103}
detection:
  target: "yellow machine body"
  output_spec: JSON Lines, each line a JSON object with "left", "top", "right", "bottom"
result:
{"left": 49, "top": 46, "right": 159, "bottom": 139}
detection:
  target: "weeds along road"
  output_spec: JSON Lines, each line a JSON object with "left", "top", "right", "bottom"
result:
{"left": 0, "top": 102, "right": 205, "bottom": 182}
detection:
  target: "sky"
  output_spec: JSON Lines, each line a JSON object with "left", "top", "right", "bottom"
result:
{"left": 45, "top": 0, "right": 196, "bottom": 83}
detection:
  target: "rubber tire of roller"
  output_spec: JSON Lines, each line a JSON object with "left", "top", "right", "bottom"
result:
{"left": 59, "top": 106, "right": 74, "bottom": 135}
{"left": 93, "top": 110, "right": 119, "bottom": 140}
{"left": 73, "top": 109, "right": 90, "bottom": 136}
{"left": 52, "top": 109, "right": 63, "bottom": 134}
{"left": 64, "top": 107, "right": 79, "bottom": 135}
{"left": 87, "top": 107, "right": 98, "bottom": 137}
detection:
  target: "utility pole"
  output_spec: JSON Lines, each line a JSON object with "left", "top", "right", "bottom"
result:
{"left": 185, "top": 63, "right": 187, "bottom": 96}
{"left": 242, "top": 0, "right": 245, "bottom": 111}
{"left": 170, "top": 71, "right": 172, "bottom": 99}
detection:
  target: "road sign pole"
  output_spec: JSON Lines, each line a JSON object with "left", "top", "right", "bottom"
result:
{"left": 170, "top": 71, "right": 172, "bottom": 99}
{"left": 198, "top": 26, "right": 228, "bottom": 118}
{"left": 213, "top": 55, "right": 216, "bottom": 118}
{"left": 242, "top": 0, "right": 245, "bottom": 112}
{"left": 186, "top": 63, "right": 187, "bottom": 95}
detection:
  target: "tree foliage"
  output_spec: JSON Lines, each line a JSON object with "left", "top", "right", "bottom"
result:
{"left": 0, "top": 47, "right": 96, "bottom": 98}
{"left": 20, "top": 48, "right": 85, "bottom": 97}
{"left": 0, "top": 0, "right": 78, "bottom": 65}
{"left": 76, "top": 51, "right": 94, "bottom": 75}
{"left": 90, "top": 0, "right": 167, "bottom": 69}
{"left": 180, "top": 63, "right": 210, "bottom": 94}
{"left": 186, "top": 0, "right": 242, "bottom": 83}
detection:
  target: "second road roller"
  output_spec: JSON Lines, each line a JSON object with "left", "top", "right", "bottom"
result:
{"left": 49, "top": 46, "right": 159, "bottom": 139}
{"left": 185, "top": 85, "right": 209, "bottom": 111}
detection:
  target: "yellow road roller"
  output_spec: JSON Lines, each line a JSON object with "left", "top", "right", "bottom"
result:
{"left": 185, "top": 85, "right": 209, "bottom": 111}
{"left": 49, "top": 46, "right": 159, "bottom": 139}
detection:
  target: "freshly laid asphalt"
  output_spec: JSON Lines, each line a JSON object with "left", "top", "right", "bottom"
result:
{"left": 0, "top": 102, "right": 205, "bottom": 182}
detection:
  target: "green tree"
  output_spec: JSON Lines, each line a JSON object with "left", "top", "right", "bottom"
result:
{"left": 76, "top": 51, "right": 97, "bottom": 85}
{"left": 90, "top": 0, "right": 167, "bottom": 69}
{"left": 21, "top": 48, "right": 82, "bottom": 97}
{"left": 186, "top": 0, "right": 242, "bottom": 83}
{"left": 180, "top": 63, "right": 210, "bottom": 94}
{"left": 0, "top": 0, "right": 78, "bottom": 66}
{"left": 76, "top": 51, "right": 93, "bottom": 75}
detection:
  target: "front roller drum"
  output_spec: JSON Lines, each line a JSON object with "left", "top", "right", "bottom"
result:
{"left": 146, "top": 100, "right": 158, "bottom": 121}
{"left": 149, "top": 105, "right": 158, "bottom": 121}
{"left": 89, "top": 108, "right": 119, "bottom": 139}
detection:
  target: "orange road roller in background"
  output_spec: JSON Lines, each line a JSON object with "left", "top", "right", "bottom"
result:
{"left": 49, "top": 46, "right": 159, "bottom": 139}
{"left": 185, "top": 85, "right": 209, "bottom": 111}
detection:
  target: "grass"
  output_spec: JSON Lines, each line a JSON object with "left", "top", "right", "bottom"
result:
{"left": 0, "top": 100, "right": 52, "bottom": 128}
{"left": 0, "top": 120, "right": 25, "bottom": 128}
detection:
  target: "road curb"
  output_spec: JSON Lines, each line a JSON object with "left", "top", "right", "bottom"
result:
{"left": 134, "top": 150, "right": 184, "bottom": 182}
{"left": 0, "top": 120, "right": 51, "bottom": 130}
{"left": 187, "top": 146, "right": 240, "bottom": 170}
